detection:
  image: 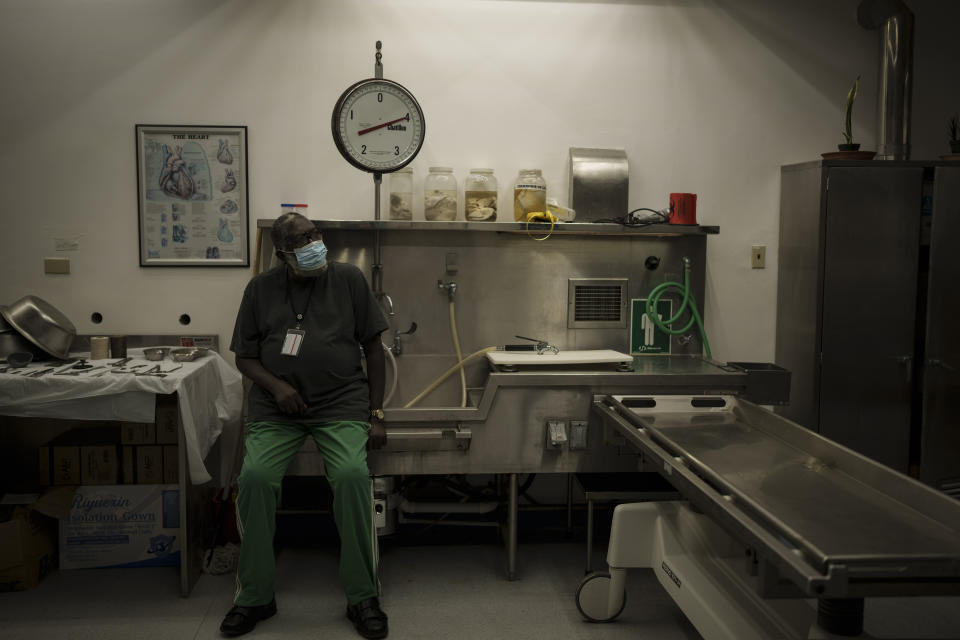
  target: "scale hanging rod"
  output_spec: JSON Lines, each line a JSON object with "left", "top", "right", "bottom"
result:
{"left": 373, "top": 40, "right": 384, "bottom": 289}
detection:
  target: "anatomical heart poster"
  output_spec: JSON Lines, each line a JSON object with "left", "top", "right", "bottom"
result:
{"left": 136, "top": 125, "right": 249, "bottom": 266}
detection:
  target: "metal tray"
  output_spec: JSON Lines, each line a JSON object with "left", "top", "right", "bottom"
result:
{"left": 170, "top": 347, "right": 209, "bottom": 362}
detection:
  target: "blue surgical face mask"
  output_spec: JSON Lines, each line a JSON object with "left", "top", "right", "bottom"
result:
{"left": 292, "top": 240, "right": 328, "bottom": 271}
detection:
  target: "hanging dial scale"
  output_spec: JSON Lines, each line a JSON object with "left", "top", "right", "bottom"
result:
{"left": 330, "top": 41, "right": 425, "bottom": 294}
{"left": 331, "top": 41, "right": 425, "bottom": 177}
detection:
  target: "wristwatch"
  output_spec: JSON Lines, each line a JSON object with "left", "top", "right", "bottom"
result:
{"left": 370, "top": 408, "right": 385, "bottom": 420}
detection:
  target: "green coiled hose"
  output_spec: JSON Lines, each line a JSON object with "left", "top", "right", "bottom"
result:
{"left": 645, "top": 257, "right": 712, "bottom": 361}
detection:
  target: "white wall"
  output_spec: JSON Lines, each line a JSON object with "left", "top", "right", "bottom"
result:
{"left": 1, "top": 0, "right": 957, "bottom": 364}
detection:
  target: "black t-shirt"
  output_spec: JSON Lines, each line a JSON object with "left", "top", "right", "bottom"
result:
{"left": 230, "top": 262, "right": 388, "bottom": 423}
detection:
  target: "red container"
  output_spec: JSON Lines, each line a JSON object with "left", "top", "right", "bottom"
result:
{"left": 669, "top": 193, "right": 697, "bottom": 225}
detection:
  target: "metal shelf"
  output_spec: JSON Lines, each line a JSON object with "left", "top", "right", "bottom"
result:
{"left": 256, "top": 219, "right": 719, "bottom": 236}
{"left": 784, "top": 158, "right": 960, "bottom": 172}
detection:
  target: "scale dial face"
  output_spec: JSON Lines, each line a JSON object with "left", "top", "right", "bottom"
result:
{"left": 331, "top": 78, "right": 425, "bottom": 173}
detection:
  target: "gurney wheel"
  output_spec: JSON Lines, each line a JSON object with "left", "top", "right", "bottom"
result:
{"left": 576, "top": 571, "right": 626, "bottom": 622}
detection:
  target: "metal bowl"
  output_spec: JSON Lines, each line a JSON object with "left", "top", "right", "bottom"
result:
{"left": 0, "top": 329, "right": 47, "bottom": 360}
{"left": 5, "top": 351, "right": 34, "bottom": 368}
{"left": 0, "top": 296, "right": 76, "bottom": 360}
{"left": 171, "top": 347, "right": 209, "bottom": 362}
{"left": 143, "top": 347, "right": 169, "bottom": 361}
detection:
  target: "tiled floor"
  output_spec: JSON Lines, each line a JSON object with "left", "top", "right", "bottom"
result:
{"left": 2, "top": 537, "right": 960, "bottom": 639}
{"left": 1, "top": 540, "right": 702, "bottom": 640}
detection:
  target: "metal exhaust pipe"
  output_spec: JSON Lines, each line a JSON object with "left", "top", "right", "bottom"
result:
{"left": 858, "top": 0, "right": 914, "bottom": 160}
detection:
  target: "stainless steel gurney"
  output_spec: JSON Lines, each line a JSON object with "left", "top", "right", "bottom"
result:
{"left": 592, "top": 394, "right": 960, "bottom": 601}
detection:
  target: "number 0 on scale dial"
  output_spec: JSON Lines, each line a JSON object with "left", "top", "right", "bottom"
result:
{"left": 331, "top": 79, "right": 425, "bottom": 173}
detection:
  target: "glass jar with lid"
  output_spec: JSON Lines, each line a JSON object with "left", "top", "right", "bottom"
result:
{"left": 513, "top": 169, "right": 546, "bottom": 221}
{"left": 424, "top": 167, "right": 458, "bottom": 221}
{"left": 464, "top": 169, "right": 498, "bottom": 221}
{"left": 388, "top": 167, "right": 413, "bottom": 220}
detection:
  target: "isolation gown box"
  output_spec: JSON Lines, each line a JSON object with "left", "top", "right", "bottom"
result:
{"left": 58, "top": 484, "right": 180, "bottom": 569}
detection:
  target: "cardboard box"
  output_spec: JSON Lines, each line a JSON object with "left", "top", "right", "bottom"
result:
{"left": 162, "top": 446, "right": 179, "bottom": 484}
{"left": 51, "top": 446, "right": 81, "bottom": 485}
{"left": 41, "top": 427, "right": 121, "bottom": 486}
{"left": 0, "top": 506, "right": 57, "bottom": 591}
{"left": 135, "top": 446, "right": 164, "bottom": 484}
{"left": 155, "top": 402, "right": 179, "bottom": 445}
{"left": 81, "top": 445, "right": 119, "bottom": 485}
{"left": 122, "top": 446, "right": 136, "bottom": 484}
{"left": 58, "top": 484, "right": 180, "bottom": 569}
{"left": 120, "top": 445, "right": 179, "bottom": 485}
{"left": 121, "top": 423, "right": 155, "bottom": 445}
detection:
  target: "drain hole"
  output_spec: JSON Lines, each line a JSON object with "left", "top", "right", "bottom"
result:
{"left": 623, "top": 397, "right": 657, "bottom": 408}
{"left": 691, "top": 397, "right": 726, "bottom": 408}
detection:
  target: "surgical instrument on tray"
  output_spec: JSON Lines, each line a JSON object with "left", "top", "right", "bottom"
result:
{"left": 55, "top": 365, "right": 108, "bottom": 376}
{"left": 135, "top": 364, "right": 183, "bottom": 377}
{"left": 511, "top": 335, "right": 560, "bottom": 355}
{"left": 25, "top": 367, "right": 56, "bottom": 377}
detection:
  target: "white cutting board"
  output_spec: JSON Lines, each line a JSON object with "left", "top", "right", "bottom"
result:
{"left": 486, "top": 349, "right": 633, "bottom": 367}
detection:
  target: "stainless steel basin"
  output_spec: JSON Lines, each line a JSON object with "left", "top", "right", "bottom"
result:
{"left": 0, "top": 296, "right": 76, "bottom": 360}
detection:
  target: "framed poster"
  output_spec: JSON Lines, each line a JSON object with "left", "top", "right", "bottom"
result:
{"left": 135, "top": 124, "right": 249, "bottom": 266}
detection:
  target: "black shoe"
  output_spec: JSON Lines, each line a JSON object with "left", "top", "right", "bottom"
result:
{"left": 219, "top": 598, "right": 277, "bottom": 637}
{"left": 346, "top": 597, "right": 389, "bottom": 639}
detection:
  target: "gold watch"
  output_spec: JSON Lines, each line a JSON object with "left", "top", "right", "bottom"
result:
{"left": 370, "top": 408, "right": 385, "bottom": 420}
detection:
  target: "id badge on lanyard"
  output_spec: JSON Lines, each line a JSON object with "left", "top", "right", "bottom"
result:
{"left": 282, "top": 272, "right": 317, "bottom": 357}
{"left": 281, "top": 328, "right": 305, "bottom": 356}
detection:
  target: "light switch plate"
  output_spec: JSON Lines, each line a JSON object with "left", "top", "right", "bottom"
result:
{"left": 751, "top": 245, "right": 766, "bottom": 269}
{"left": 44, "top": 257, "right": 70, "bottom": 274}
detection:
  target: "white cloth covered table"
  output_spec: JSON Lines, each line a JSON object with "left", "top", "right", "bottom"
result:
{"left": 0, "top": 348, "right": 243, "bottom": 484}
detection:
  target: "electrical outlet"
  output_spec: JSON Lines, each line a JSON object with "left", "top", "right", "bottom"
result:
{"left": 546, "top": 420, "right": 567, "bottom": 449}
{"left": 373, "top": 498, "right": 387, "bottom": 528}
{"left": 569, "top": 421, "right": 588, "bottom": 450}
{"left": 751, "top": 245, "right": 766, "bottom": 269}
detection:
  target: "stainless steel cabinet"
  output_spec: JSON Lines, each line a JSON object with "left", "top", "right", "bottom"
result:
{"left": 776, "top": 161, "right": 960, "bottom": 494}
{"left": 920, "top": 168, "right": 960, "bottom": 493}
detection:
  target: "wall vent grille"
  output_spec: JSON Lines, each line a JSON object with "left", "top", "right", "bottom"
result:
{"left": 567, "top": 278, "right": 628, "bottom": 329}
{"left": 575, "top": 286, "right": 622, "bottom": 321}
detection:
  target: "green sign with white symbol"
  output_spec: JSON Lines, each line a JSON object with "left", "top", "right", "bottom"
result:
{"left": 630, "top": 298, "right": 672, "bottom": 355}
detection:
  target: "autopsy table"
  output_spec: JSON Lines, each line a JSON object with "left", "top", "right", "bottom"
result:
{"left": 586, "top": 394, "right": 960, "bottom": 637}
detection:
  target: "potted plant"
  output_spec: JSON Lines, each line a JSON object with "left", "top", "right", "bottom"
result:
{"left": 950, "top": 113, "right": 960, "bottom": 154}
{"left": 839, "top": 75, "right": 861, "bottom": 151}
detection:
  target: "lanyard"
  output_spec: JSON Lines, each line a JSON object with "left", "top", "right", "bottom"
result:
{"left": 285, "top": 271, "right": 318, "bottom": 330}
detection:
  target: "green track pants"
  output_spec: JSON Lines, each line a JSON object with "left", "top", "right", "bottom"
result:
{"left": 234, "top": 420, "right": 378, "bottom": 607}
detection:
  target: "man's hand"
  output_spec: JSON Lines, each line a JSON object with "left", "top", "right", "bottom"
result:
{"left": 367, "top": 417, "right": 387, "bottom": 450}
{"left": 236, "top": 357, "right": 308, "bottom": 416}
{"left": 271, "top": 379, "right": 308, "bottom": 415}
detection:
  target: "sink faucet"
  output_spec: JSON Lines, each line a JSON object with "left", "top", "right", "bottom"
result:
{"left": 376, "top": 292, "right": 395, "bottom": 317}
{"left": 391, "top": 322, "right": 417, "bottom": 356}
{"left": 438, "top": 280, "right": 457, "bottom": 302}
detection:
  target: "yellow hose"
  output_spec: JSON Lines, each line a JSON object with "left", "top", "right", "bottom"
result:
{"left": 524, "top": 211, "right": 557, "bottom": 241}
{"left": 404, "top": 347, "right": 498, "bottom": 408}
{"left": 449, "top": 300, "right": 467, "bottom": 407}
